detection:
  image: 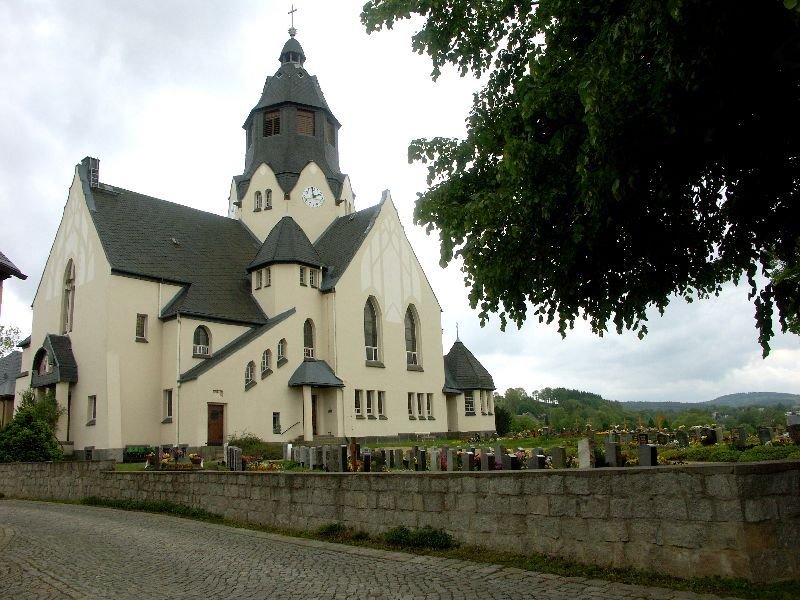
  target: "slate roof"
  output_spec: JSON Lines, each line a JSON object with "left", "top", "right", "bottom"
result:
{"left": 87, "top": 181, "right": 267, "bottom": 325}
{"left": 31, "top": 335, "right": 78, "bottom": 388}
{"left": 288, "top": 358, "right": 343, "bottom": 388}
{"left": 248, "top": 216, "right": 323, "bottom": 271}
{"left": 0, "top": 250, "right": 26, "bottom": 280}
{"left": 314, "top": 201, "right": 383, "bottom": 291}
{"left": 0, "top": 351, "right": 21, "bottom": 398}
{"left": 179, "top": 309, "right": 295, "bottom": 383}
{"left": 443, "top": 340, "right": 495, "bottom": 392}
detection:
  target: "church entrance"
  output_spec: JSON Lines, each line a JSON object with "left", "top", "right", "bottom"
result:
{"left": 207, "top": 403, "right": 224, "bottom": 445}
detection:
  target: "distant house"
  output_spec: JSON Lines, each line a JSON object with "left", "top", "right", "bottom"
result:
{"left": 18, "top": 30, "right": 496, "bottom": 460}
{"left": 0, "top": 250, "right": 26, "bottom": 317}
{"left": 0, "top": 351, "right": 22, "bottom": 427}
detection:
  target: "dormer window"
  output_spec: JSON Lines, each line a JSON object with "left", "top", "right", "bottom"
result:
{"left": 297, "top": 109, "right": 314, "bottom": 136}
{"left": 263, "top": 111, "right": 280, "bottom": 137}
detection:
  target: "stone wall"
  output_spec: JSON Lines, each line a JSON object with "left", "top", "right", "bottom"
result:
{"left": 0, "top": 460, "right": 797, "bottom": 583}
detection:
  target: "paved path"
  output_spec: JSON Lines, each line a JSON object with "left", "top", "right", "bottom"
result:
{"left": 0, "top": 500, "right": 742, "bottom": 600}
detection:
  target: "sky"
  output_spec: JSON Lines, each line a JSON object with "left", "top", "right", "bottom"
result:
{"left": 1, "top": 0, "right": 798, "bottom": 404}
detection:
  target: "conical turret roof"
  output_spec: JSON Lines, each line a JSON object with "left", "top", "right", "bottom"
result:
{"left": 444, "top": 340, "right": 495, "bottom": 391}
{"left": 248, "top": 215, "right": 323, "bottom": 271}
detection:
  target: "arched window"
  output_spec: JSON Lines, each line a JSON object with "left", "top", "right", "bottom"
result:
{"left": 254, "top": 191, "right": 262, "bottom": 211}
{"left": 405, "top": 305, "right": 419, "bottom": 366}
{"left": 245, "top": 361, "right": 255, "bottom": 386}
{"left": 265, "top": 189, "right": 272, "bottom": 210}
{"left": 193, "top": 326, "right": 211, "bottom": 356}
{"left": 61, "top": 259, "right": 76, "bottom": 334}
{"left": 35, "top": 350, "right": 50, "bottom": 375}
{"left": 303, "top": 319, "right": 315, "bottom": 358}
{"left": 364, "top": 297, "right": 380, "bottom": 362}
{"left": 277, "top": 338, "right": 287, "bottom": 365}
{"left": 261, "top": 349, "right": 272, "bottom": 373}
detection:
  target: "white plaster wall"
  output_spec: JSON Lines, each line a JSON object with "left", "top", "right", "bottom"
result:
{"left": 23, "top": 170, "right": 112, "bottom": 451}
{"left": 331, "top": 195, "right": 448, "bottom": 437}
{"left": 232, "top": 162, "right": 354, "bottom": 244}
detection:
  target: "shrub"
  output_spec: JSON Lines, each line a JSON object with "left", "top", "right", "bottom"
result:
{"left": 383, "top": 525, "right": 457, "bottom": 550}
{"left": 494, "top": 406, "right": 512, "bottom": 436}
{"left": 227, "top": 432, "right": 283, "bottom": 460}
{"left": 0, "top": 409, "right": 63, "bottom": 463}
{"left": 738, "top": 445, "right": 800, "bottom": 462}
{"left": 685, "top": 446, "right": 740, "bottom": 463}
{"left": 316, "top": 522, "right": 370, "bottom": 542}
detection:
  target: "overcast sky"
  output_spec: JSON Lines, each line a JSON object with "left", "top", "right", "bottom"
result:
{"left": 1, "top": 0, "right": 798, "bottom": 403}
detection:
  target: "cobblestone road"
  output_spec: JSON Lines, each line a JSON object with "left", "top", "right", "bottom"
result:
{"left": 0, "top": 500, "right": 743, "bottom": 600}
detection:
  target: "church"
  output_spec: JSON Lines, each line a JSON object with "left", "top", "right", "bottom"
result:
{"left": 17, "top": 29, "right": 496, "bottom": 461}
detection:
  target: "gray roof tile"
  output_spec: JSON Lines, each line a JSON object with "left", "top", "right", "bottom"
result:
{"left": 249, "top": 216, "right": 323, "bottom": 271}
{"left": 314, "top": 202, "right": 383, "bottom": 291}
{"left": 443, "top": 340, "right": 495, "bottom": 391}
{"left": 0, "top": 250, "right": 26, "bottom": 280}
{"left": 31, "top": 335, "right": 78, "bottom": 388}
{"left": 288, "top": 358, "right": 343, "bottom": 388}
{"left": 0, "top": 351, "right": 21, "bottom": 398}
{"left": 87, "top": 182, "right": 267, "bottom": 325}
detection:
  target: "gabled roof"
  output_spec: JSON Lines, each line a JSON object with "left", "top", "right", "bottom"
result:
{"left": 0, "top": 250, "right": 26, "bottom": 280}
{"left": 179, "top": 309, "right": 295, "bottom": 383}
{"left": 314, "top": 201, "right": 383, "bottom": 291}
{"left": 443, "top": 340, "right": 495, "bottom": 392}
{"left": 288, "top": 358, "right": 343, "bottom": 388}
{"left": 0, "top": 351, "right": 22, "bottom": 398}
{"left": 248, "top": 216, "right": 323, "bottom": 272}
{"left": 31, "top": 335, "right": 78, "bottom": 388}
{"left": 85, "top": 177, "right": 267, "bottom": 325}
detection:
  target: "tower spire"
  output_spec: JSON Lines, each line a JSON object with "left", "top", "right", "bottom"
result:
{"left": 288, "top": 4, "right": 298, "bottom": 37}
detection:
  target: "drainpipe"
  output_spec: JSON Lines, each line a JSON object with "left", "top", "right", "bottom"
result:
{"left": 175, "top": 312, "right": 181, "bottom": 448}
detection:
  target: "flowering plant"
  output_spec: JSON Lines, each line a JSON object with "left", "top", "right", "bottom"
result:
{"left": 188, "top": 453, "right": 202, "bottom": 460}
{"left": 172, "top": 448, "right": 184, "bottom": 459}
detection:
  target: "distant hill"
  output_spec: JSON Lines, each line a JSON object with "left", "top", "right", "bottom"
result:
{"left": 622, "top": 392, "right": 800, "bottom": 412}
{"left": 700, "top": 392, "right": 800, "bottom": 408}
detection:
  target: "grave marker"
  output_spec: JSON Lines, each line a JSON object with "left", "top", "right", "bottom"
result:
{"left": 638, "top": 444, "right": 658, "bottom": 467}
{"left": 578, "top": 438, "right": 595, "bottom": 469}
{"left": 446, "top": 449, "right": 456, "bottom": 471}
{"left": 605, "top": 442, "right": 622, "bottom": 468}
{"left": 550, "top": 447, "right": 566, "bottom": 469}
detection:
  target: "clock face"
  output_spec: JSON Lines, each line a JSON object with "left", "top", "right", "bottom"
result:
{"left": 302, "top": 186, "right": 325, "bottom": 208}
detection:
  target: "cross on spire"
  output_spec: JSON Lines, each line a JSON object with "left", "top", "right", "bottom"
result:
{"left": 288, "top": 4, "right": 298, "bottom": 37}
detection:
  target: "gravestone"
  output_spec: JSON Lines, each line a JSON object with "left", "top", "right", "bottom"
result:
{"left": 534, "top": 447, "right": 544, "bottom": 458}
{"left": 527, "top": 454, "right": 546, "bottom": 469}
{"left": 375, "top": 450, "right": 386, "bottom": 471}
{"left": 227, "top": 446, "right": 242, "bottom": 471}
{"left": 735, "top": 428, "right": 748, "bottom": 450}
{"left": 487, "top": 454, "right": 496, "bottom": 470}
{"left": 621, "top": 433, "right": 633, "bottom": 444}
{"left": 419, "top": 449, "right": 428, "bottom": 471}
{"left": 446, "top": 449, "right": 456, "bottom": 471}
{"left": 321, "top": 445, "right": 329, "bottom": 470}
{"left": 758, "top": 427, "right": 773, "bottom": 445}
{"left": 714, "top": 427, "right": 724, "bottom": 445}
{"left": 510, "top": 454, "right": 521, "bottom": 470}
{"left": 676, "top": 430, "right": 690, "bottom": 448}
{"left": 605, "top": 441, "right": 622, "bottom": 467}
{"left": 550, "top": 447, "right": 567, "bottom": 469}
{"left": 462, "top": 452, "right": 473, "bottom": 471}
{"left": 578, "top": 438, "right": 595, "bottom": 469}
{"left": 495, "top": 443, "right": 504, "bottom": 467}
{"left": 284, "top": 443, "right": 293, "bottom": 461}
{"left": 638, "top": 444, "right": 658, "bottom": 467}
{"left": 480, "top": 449, "right": 489, "bottom": 472}
{"left": 502, "top": 454, "right": 512, "bottom": 470}
{"left": 308, "top": 446, "right": 316, "bottom": 469}
{"left": 363, "top": 453, "right": 371, "bottom": 472}
{"left": 656, "top": 433, "right": 668, "bottom": 445}
{"left": 431, "top": 449, "right": 440, "bottom": 472}
{"left": 637, "top": 432, "right": 649, "bottom": 445}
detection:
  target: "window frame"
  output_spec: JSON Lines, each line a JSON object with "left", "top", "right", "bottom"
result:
{"left": 254, "top": 190, "right": 262, "bottom": 211}
{"left": 264, "top": 267, "right": 271, "bottom": 287}
{"left": 309, "top": 269, "right": 318, "bottom": 289}
{"left": 296, "top": 109, "right": 315, "bottom": 136}
{"left": 378, "top": 391, "right": 386, "bottom": 418}
{"left": 245, "top": 361, "right": 256, "bottom": 388}
{"left": 364, "top": 297, "right": 381, "bottom": 364}
{"left": 135, "top": 314, "right": 147, "bottom": 342}
{"left": 354, "top": 389, "right": 363, "bottom": 417}
{"left": 464, "top": 391, "right": 475, "bottom": 415}
{"left": 273, "top": 412, "right": 281, "bottom": 434}
{"left": 405, "top": 305, "right": 420, "bottom": 368}
{"left": 61, "top": 259, "right": 76, "bottom": 334}
{"left": 303, "top": 319, "right": 315, "bottom": 358}
{"left": 299, "top": 267, "right": 307, "bottom": 286}
{"left": 162, "top": 389, "right": 173, "bottom": 423}
{"left": 263, "top": 110, "right": 280, "bottom": 137}
{"left": 87, "top": 395, "right": 97, "bottom": 426}
{"left": 408, "top": 392, "right": 415, "bottom": 418}
{"left": 366, "top": 390, "right": 374, "bottom": 417}
{"left": 192, "top": 326, "right": 211, "bottom": 357}
{"left": 277, "top": 339, "right": 288, "bottom": 367}
{"left": 265, "top": 189, "right": 272, "bottom": 210}
{"left": 426, "top": 393, "right": 433, "bottom": 419}
{"left": 261, "top": 349, "right": 272, "bottom": 375}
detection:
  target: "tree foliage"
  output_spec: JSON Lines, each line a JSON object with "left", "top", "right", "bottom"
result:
{"left": 0, "top": 325, "right": 21, "bottom": 357}
{"left": 494, "top": 404, "right": 513, "bottom": 436}
{"left": 362, "top": 1, "right": 800, "bottom": 354}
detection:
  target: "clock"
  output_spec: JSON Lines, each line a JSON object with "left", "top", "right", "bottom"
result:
{"left": 302, "top": 186, "right": 325, "bottom": 208}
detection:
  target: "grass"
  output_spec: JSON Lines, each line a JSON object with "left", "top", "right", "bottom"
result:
{"left": 76, "top": 496, "right": 798, "bottom": 599}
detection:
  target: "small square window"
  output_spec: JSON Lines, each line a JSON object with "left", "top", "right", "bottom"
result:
{"left": 135, "top": 314, "right": 147, "bottom": 341}
{"left": 87, "top": 395, "right": 97, "bottom": 425}
{"left": 163, "top": 389, "right": 173, "bottom": 422}
{"left": 273, "top": 412, "right": 281, "bottom": 434}
{"left": 354, "top": 389, "right": 362, "bottom": 416}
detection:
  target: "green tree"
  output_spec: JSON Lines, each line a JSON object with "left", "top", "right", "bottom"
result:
{"left": 362, "top": 1, "right": 800, "bottom": 355}
{"left": 494, "top": 405, "right": 513, "bottom": 436}
{"left": 0, "top": 325, "right": 21, "bottom": 357}
{"left": 16, "top": 389, "right": 65, "bottom": 433}
{"left": 0, "top": 402, "right": 63, "bottom": 463}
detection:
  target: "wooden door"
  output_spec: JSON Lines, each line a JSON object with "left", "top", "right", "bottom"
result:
{"left": 207, "top": 404, "right": 224, "bottom": 445}
{"left": 312, "top": 395, "right": 318, "bottom": 436}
